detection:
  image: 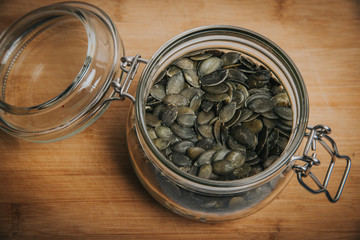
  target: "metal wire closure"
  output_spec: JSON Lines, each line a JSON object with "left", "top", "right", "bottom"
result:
{"left": 110, "top": 54, "right": 148, "bottom": 103}
{"left": 292, "top": 125, "right": 351, "bottom": 203}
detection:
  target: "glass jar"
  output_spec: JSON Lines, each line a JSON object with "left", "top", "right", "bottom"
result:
{"left": 0, "top": 2, "right": 123, "bottom": 142}
{"left": 0, "top": 2, "right": 351, "bottom": 221}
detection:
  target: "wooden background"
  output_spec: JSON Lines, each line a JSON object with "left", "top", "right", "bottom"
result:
{"left": 0, "top": 0, "right": 359, "bottom": 239}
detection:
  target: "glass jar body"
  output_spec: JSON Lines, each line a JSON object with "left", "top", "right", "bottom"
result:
{"left": 128, "top": 26, "right": 308, "bottom": 221}
{"left": 128, "top": 105, "right": 295, "bottom": 221}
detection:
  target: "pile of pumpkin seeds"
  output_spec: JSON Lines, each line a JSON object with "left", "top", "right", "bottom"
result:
{"left": 145, "top": 49, "right": 293, "bottom": 181}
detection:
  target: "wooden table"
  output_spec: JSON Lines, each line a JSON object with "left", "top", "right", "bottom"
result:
{"left": 0, "top": 0, "right": 359, "bottom": 239}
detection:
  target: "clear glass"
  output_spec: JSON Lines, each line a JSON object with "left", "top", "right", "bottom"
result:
{"left": 0, "top": 2, "right": 123, "bottom": 142}
{"left": 127, "top": 26, "right": 309, "bottom": 221}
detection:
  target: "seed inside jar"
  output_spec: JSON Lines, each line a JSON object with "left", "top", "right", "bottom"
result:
{"left": 145, "top": 49, "right": 293, "bottom": 181}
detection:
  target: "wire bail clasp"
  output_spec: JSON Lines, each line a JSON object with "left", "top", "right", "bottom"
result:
{"left": 292, "top": 125, "right": 351, "bottom": 203}
{"left": 111, "top": 54, "right": 148, "bottom": 103}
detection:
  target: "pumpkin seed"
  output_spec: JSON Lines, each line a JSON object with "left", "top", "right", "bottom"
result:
{"left": 154, "top": 70, "right": 166, "bottom": 84}
{"left": 277, "top": 136, "right": 288, "bottom": 152}
{"left": 271, "top": 92, "right": 290, "bottom": 107}
{"left": 198, "top": 164, "right": 213, "bottom": 179}
{"left": 224, "top": 109, "right": 242, "bottom": 128}
{"left": 227, "top": 136, "right": 246, "bottom": 151}
{"left": 263, "top": 155, "right": 279, "bottom": 168}
{"left": 205, "top": 49, "right": 224, "bottom": 57}
{"left": 242, "top": 112, "right": 260, "bottom": 123}
{"left": 221, "top": 52, "right": 240, "bottom": 67}
{"left": 247, "top": 157, "right": 262, "bottom": 166}
{"left": 180, "top": 87, "right": 203, "bottom": 100}
{"left": 174, "top": 57, "right": 194, "bottom": 70}
{"left": 196, "top": 138, "right": 216, "bottom": 150}
{"left": 231, "top": 126, "right": 257, "bottom": 148}
{"left": 150, "top": 84, "right": 166, "bottom": 100}
{"left": 178, "top": 106, "right": 195, "bottom": 115}
{"left": 246, "top": 92, "right": 272, "bottom": 106}
{"left": 267, "top": 129, "right": 280, "bottom": 150}
{"left": 213, "top": 120, "right": 222, "bottom": 144}
{"left": 166, "top": 65, "right": 182, "bottom": 77}
{"left": 236, "top": 84, "right": 249, "bottom": 99}
{"left": 148, "top": 128, "right": 157, "bottom": 139}
{"left": 248, "top": 98, "right": 274, "bottom": 114}
{"left": 262, "top": 117, "right": 277, "bottom": 129}
{"left": 187, "top": 147, "right": 206, "bottom": 160}
{"left": 232, "top": 163, "right": 251, "bottom": 179}
{"left": 153, "top": 138, "right": 171, "bottom": 150}
{"left": 271, "top": 85, "right": 285, "bottom": 95}
{"left": 198, "top": 57, "right": 223, "bottom": 76}
{"left": 261, "top": 111, "right": 279, "bottom": 120}
{"left": 190, "top": 52, "right": 212, "bottom": 61}
{"left": 152, "top": 104, "right": 164, "bottom": 118}
{"left": 248, "top": 70, "right": 271, "bottom": 82}
{"left": 208, "top": 116, "right": 219, "bottom": 125}
{"left": 160, "top": 104, "right": 178, "bottom": 127}
{"left": 224, "top": 151, "right": 246, "bottom": 168}
{"left": 246, "top": 151, "right": 258, "bottom": 162}
{"left": 211, "top": 149, "right": 231, "bottom": 162}
{"left": 274, "top": 106, "right": 293, "bottom": 120}
{"left": 227, "top": 69, "right": 247, "bottom": 83}
{"left": 170, "top": 123, "right": 197, "bottom": 140}
{"left": 231, "top": 90, "right": 245, "bottom": 109}
{"left": 166, "top": 71, "right": 185, "bottom": 94}
{"left": 163, "top": 94, "right": 189, "bottom": 106}
{"left": 155, "top": 126, "right": 175, "bottom": 139}
{"left": 202, "top": 83, "right": 229, "bottom": 94}
{"left": 212, "top": 160, "right": 235, "bottom": 175}
{"left": 198, "top": 125, "right": 214, "bottom": 139}
{"left": 194, "top": 150, "right": 216, "bottom": 166}
{"left": 200, "top": 100, "right": 214, "bottom": 112}
{"left": 242, "top": 119, "right": 263, "bottom": 134}
{"left": 184, "top": 69, "right": 200, "bottom": 88}
{"left": 237, "top": 108, "right": 253, "bottom": 122}
{"left": 189, "top": 95, "right": 202, "bottom": 112}
{"left": 177, "top": 114, "right": 196, "bottom": 127}
{"left": 239, "top": 55, "right": 257, "bottom": 70}
{"left": 256, "top": 129, "right": 268, "bottom": 153}
{"left": 249, "top": 88, "right": 271, "bottom": 96}
{"left": 171, "top": 153, "right": 193, "bottom": 167}
{"left": 228, "top": 196, "right": 246, "bottom": 210}
{"left": 171, "top": 140, "right": 194, "bottom": 154}
{"left": 199, "top": 69, "right": 228, "bottom": 87}
{"left": 197, "top": 110, "right": 215, "bottom": 125}
{"left": 146, "top": 113, "right": 161, "bottom": 127}
{"left": 203, "top": 93, "right": 230, "bottom": 102}
{"left": 219, "top": 102, "right": 236, "bottom": 123}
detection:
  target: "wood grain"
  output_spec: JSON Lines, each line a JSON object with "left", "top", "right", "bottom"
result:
{"left": 0, "top": 0, "right": 359, "bottom": 239}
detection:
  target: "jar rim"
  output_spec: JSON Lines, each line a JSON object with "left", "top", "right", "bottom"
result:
{"left": 135, "top": 25, "right": 309, "bottom": 194}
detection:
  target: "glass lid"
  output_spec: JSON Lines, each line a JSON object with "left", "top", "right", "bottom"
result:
{"left": 0, "top": 2, "right": 123, "bottom": 142}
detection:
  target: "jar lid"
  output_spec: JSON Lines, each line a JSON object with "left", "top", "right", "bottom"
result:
{"left": 0, "top": 2, "right": 123, "bottom": 142}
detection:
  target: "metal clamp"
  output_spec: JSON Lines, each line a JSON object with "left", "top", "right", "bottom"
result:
{"left": 292, "top": 125, "right": 351, "bottom": 203}
{"left": 111, "top": 54, "right": 148, "bottom": 103}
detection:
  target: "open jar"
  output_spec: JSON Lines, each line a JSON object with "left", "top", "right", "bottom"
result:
{"left": 0, "top": 2, "right": 351, "bottom": 221}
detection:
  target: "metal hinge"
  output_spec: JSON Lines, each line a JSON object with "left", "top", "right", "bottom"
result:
{"left": 110, "top": 54, "right": 148, "bottom": 103}
{"left": 292, "top": 125, "right": 351, "bottom": 203}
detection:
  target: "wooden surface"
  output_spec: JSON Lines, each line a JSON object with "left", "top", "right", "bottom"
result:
{"left": 0, "top": 0, "right": 359, "bottom": 239}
